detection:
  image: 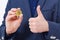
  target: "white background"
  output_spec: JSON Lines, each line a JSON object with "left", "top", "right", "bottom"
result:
{"left": 0, "top": 0, "right": 8, "bottom": 26}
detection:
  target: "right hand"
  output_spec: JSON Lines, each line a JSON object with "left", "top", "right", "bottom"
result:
{"left": 5, "top": 8, "right": 23, "bottom": 35}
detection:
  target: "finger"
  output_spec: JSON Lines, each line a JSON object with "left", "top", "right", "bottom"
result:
{"left": 37, "top": 5, "right": 43, "bottom": 17}
{"left": 29, "top": 18, "right": 36, "bottom": 22}
{"left": 17, "top": 8, "right": 21, "bottom": 10}
{"left": 11, "top": 8, "right": 17, "bottom": 12}
{"left": 6, "top": 15, "right": 17, "bottom": 20}
{"left": 29, "top": 25, "right": 37, "bottom": 29}
{"left": 30, "top": 28, "right": 38, "bottom": 33}
{"left": 8, "top": 11, "right": 16, "bottom": 15}
{"left": 29, "top": 22, "right": 36, "bottom": 26}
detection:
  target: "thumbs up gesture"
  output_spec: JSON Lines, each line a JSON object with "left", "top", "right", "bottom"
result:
{"left": 29, "top": 5, "right": 49, "bottom": 33}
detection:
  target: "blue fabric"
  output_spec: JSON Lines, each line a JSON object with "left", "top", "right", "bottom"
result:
{"left": 29, "top": 0, "right": 38, "bottom": 16}
{"left": 0, "top": 0, "right": 60, "bottom": 40}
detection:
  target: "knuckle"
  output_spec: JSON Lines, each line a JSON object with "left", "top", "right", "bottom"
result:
{"left": 30, "top": 29, "right": 37, "bottom": 33}
{"left": 29, "top": 19, "right": 31, "bottom": 22}
{"left": 8, "top": 11, "right": 12, "bottom": 15}
{"left": 29, "top": 18, "right": 33, "bottom": 22}
{"left": 29, "top": 26, "right": 31, "bottom": 29}
{"left": 8, "top": 11, "right": 11, "bottom": 13}
{"left": 29, "top": 22, "right": 32, "bottom": 26}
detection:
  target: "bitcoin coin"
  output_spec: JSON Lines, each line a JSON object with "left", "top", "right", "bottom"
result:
{"left": 16, "top": 9, "right": 22, "bottom": 17}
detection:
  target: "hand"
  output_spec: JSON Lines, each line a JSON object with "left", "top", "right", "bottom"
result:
{"left": 29, "top": 5, "right": 49, "bottom": 33}
{"left": 5, "top": 8, "right": 23, "bottom": 35}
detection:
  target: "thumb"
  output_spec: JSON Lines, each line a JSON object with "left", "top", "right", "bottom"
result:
{"left": 37, "top": 5, "right": 43, "bottom": 17}
{"left": 18, "top": 14, "right": 23, "bottom": 22}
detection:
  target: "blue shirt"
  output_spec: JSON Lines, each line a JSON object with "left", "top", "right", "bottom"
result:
{"left": 29, "top": 0, "right": 38, "bottom": 17}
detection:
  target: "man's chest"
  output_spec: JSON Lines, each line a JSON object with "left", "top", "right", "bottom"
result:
{"left": 10, "top": 0, "right": 58, "bottom": 21}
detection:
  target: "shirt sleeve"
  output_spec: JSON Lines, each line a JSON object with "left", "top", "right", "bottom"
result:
{"left": 44, "top": 0, "right": 60, "bottom": 39}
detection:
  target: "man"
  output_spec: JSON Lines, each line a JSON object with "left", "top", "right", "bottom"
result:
{"left": 0, "top": 0, "right": 60, "bottom": 40}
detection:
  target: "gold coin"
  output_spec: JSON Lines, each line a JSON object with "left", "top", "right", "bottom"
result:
{"left": 16, "top": 9, "right": 22, "bottom": 17}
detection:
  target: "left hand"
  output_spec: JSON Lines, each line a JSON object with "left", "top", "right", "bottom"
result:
{"left": 29, "top": 5, "right": 49, "bottom": 33}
